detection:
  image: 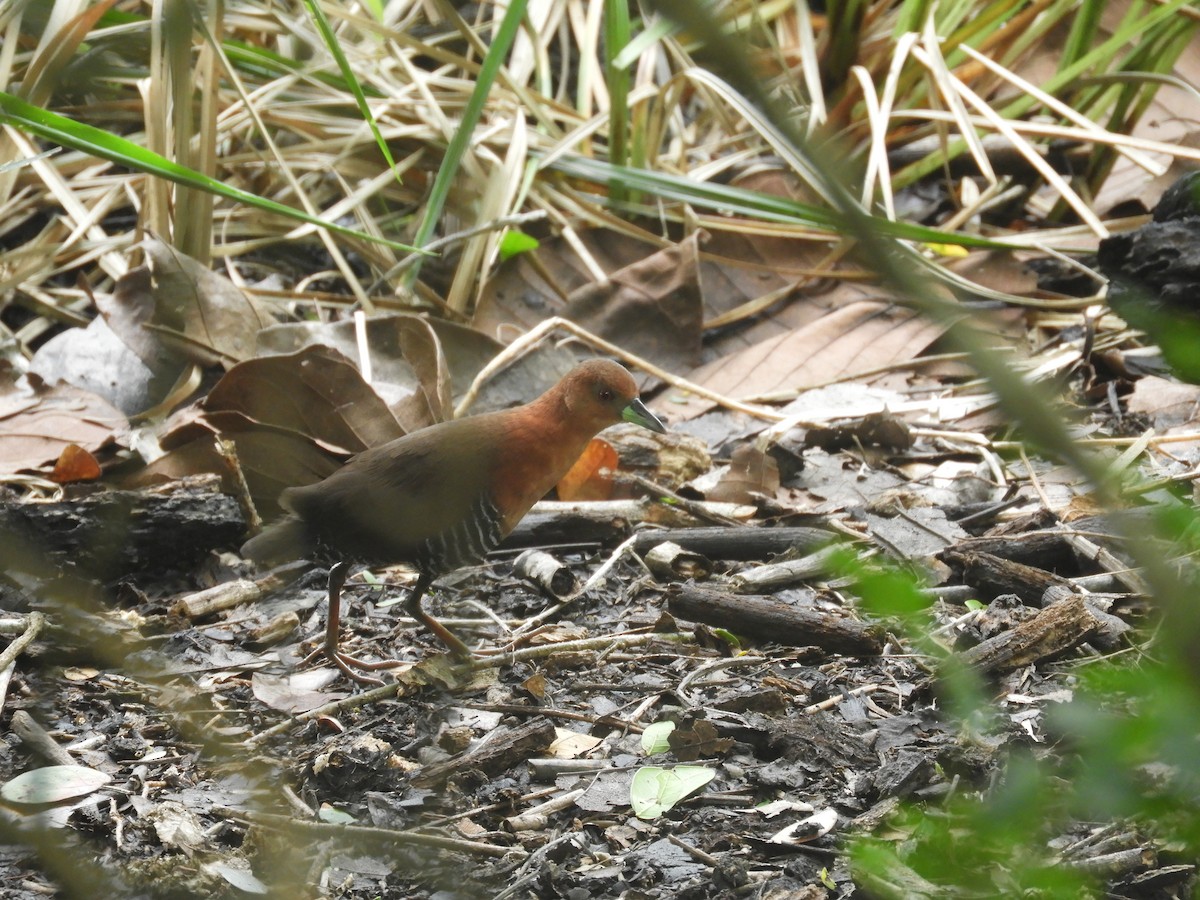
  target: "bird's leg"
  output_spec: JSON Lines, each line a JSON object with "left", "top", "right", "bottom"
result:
{"left": 300, "top": 562, "right": 398, "bottom": 685}
{"left": 404, "top": 573, "right": 473, "bottom": 659}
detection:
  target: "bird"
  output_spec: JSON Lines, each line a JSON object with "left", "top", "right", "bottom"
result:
{"left": 242, "top": 358, "right": 667, "bottom": 682}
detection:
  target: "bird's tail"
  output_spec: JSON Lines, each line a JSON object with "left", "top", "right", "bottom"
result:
{"left": 241, "top": 515, "right": 312, "bottom": 567}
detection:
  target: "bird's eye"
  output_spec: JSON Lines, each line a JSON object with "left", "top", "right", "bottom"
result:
{"left": 599, "top": 388, "right": 614, "bottom": 401}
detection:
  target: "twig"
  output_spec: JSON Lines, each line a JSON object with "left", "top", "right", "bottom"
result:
{"left": 375, "top": 211, "right": 549, "bottom": 284}
{"left": 453, "top": 316, "right": 782, "bottom": 421}
{"left": 677, "top": 656, "right": 768, "bottom": 707}
{"left": 215, "top": 808, "right": 521, "bottom": 858}
{"left": 476, "top": 631, "right": 689, "bottom": 669}
{"left": 0, "top": 612, "right": 44, "bottom": 675}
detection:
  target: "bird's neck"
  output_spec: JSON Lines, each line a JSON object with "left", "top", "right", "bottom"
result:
{"left": 490, "top": 393, "right": 601, "bottom": 532}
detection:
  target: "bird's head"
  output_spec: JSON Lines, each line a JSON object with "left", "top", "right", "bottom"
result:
{"left": 558, "top": 359, "right": 667, "bottom": 435}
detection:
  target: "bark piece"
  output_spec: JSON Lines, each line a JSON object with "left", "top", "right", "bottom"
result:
{"left": 948, "top": 531, "right": 1077, "bottom": 572}
{"left": 643, "top": 541, "right": 712, "bottom": 581}
{"left": 1, "top": 477, "right": 244, "bottom": 577}
{"left": 733, "top": 545, "right": 843, "bottom": 591}
{"left": 959, "top": 594, "right": 1101, "bottom": 673}
{"left": 667, "top": 584, "right": 883, "bottom": 656}
{"left": 513, "top": 550, "right": 576, "bottom": 598}
{"left": 632, "top": 526, "right": 834, "bottom": 560}
{"left": 414, "top": 716, "right": 556, "bottom": 787}
{"left": 941, "top": 549, "right": 1071, "bottom": 606}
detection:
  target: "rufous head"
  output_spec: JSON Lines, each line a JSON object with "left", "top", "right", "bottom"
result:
{"left": 556, "top": 359, "right": 667, "bottom": 435}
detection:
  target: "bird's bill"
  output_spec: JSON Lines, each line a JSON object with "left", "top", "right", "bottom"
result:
{"left": 622, "top": 397, "right": 667, "bottom": 433}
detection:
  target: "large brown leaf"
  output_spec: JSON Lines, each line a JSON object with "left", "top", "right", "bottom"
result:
{"left": 202, "top": 345, "right": 406, "bottom": 454}
{"left": 683, "top": 299, "right": 946, "bottom": 403}
{"left": 563, "top": 232, "right": 705, "bottom": 371}
{"left": 254, "top": 314, "right": 464, "bottom": 430}
{"left": 101, "top": 238, "right": 274, "bottom": 368}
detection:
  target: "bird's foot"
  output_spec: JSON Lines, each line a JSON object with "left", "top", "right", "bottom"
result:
{"left": 298, "top": 642, "right": 402, "bottom": 687}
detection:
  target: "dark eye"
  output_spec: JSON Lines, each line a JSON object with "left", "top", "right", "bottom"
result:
{"left": 599, "top": 388, "right": 614, "bottom": 401}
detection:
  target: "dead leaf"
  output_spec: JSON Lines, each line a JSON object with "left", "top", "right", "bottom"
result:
{"left": 1126, "top": 375, "right": 1200, "bottom": 429}
{"left": 49, "top": 444, "right": 102, "bottom": 483}
{"left": 251, "top": 670, "right": 348, "bottom": 714}
{"left": 27, "top": 315, "right": 178, "bottom": 416}
{"left": 564, "top": 232, "right": 705, "bottom": 371}
{"left": 254, "top": 314, "right": 462, "bottom": 429}
{"left": 708, "top": 444, "right": 780, "bottom": 504}
{"left": 667, "top": 720, "right": 734, "bottom": 761}
{"left": 475, "top": 230, "right": 656, "bottom": 337}
{"left": 95, "top": 266, "right": 188, "bottom": 371}
{"left": 806, "top": 412, "right": 914, "bottom": 452}
{"left": 203, "top": 345, "right": 406, "bottom": 453}
{"left": 0, "top": 373, "right": 128, "bottom": 474}
{"left": 137, "top": 237, "right": 274, "bottom": 367}
{"left": 683, "top": 300, "right": 946, "bottom": 404}
{"left": 557, "top": 438, "right": 620, "bottom": 501}
{"left": 135, "top": 415, "right": 342, "bottom": 517}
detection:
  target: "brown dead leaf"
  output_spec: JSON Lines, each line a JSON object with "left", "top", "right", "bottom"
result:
{"left": 708, "top": 444, "right": 780, "bottom": 504}
{"left": 806, "top": 412, "right": 914, "bottom": 452}
{"left": 563, "top": 232, "right": 705, "bottom": 371}
{"left": 127, "top": 237, "right": 274, "bottom": 367}
{"left": 683, "top": 299, "right": 946, "bottom": 403}
{"left": 1126, "top": 375, "right": 1200, "bottom": 429}
{"left": 474, "top": 230, "right": 657, "bottom": 337}
{"left": 203, "top": 345, "right": 406, "bottom": 454}
{"left": 948, "top": 251, "right": 1040, "bottom": 297}
{"left": 557, "top": 438, "right": 620, "bottom": 501}
{"left": 385, "top": 316, "right": 453, "bottom": 431}
{"left": 96, "top": 266, "right": 187, "bottom": 371}
{"left": 49, "top": 444, "right": 102, "bottom": 483}
{"left": 0, "top": 373, "right": 128, "bottom": 474}
{"left": 668, "top": 720, "right": 734, "bottom": 761}
{"left": 251, "top": 670, "right": 348, "bottom": 715}
{"left": 137, "top": 414, "right": 343, "bottom": 517}
{"left": 254, "top": 314, "right": 461, "bottom": 429}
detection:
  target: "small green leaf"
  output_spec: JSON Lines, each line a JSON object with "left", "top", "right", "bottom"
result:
{"left": 640, "top": 721, "right": 676, "bottom": 755}
{"left": 711, "top": 628, "right": 742, "bottom": 649}
{"left": 629, "top": 765, "right": 715, "bottom": 819}
{"left": 318, "top": 803, "right": 355, "bottom": 824}
{"left": 499, "top": 230, "right": 540, "bottom": 261}
{"left": 965, "top": 599, "right": 986, "bottom": 611}
{"left": 1, "top": 765, "right": 111, "bottom": 806}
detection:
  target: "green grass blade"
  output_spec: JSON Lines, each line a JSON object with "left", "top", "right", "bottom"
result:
{"left": 300, "top": 0, "right": 400, "bottom": 184}
{"left": 408, "top": 0, "right": 529, "bottom": 269}
{"left": 1060, "top": 0, "right": 1105, "bottom": 69}
{"left": 548, "top": 153, "right": 1010, "bottom": 249}
{"left": 0, "top": 91, "right": 422, "bottom": 254}
{"left": 604, "top": 0, "right": 632, "bottom": 193}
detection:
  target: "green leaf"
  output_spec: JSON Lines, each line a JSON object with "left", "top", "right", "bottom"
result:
{"left": 548, "top": 154, "right": 1009, "bottom": 250}
{"left": 629, "top": 765, "right": 715, "bottom": 819}
{"left": 499, "top": 230, "right": 540, "bottom": 261}
{"left": 1, "top": 765, "right": 111, "bottom": 806}
{"left": 965, "top": 599, "right": 986, "bottom": 611}
{"left": 640, "top": 721, "right": 676, "bottom": 756}
{"left": 711, "top": 628, "right": 742, "bottom": 649}
{"left": 318, "top": 804, "right": 356, "bottom": 824}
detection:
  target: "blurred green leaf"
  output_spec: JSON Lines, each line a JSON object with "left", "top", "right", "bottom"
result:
{"left": 629, "top": 765, "right": 714, "bottom": 819}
